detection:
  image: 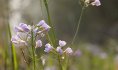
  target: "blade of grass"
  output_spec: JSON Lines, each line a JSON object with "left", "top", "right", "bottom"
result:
{"left": 3, "top": 3, "right": 10, "bottom": 69}
{"left": 3, "top": 16, "right": 9, "bottom": 70}
{"left": 8, "top": 23, "right": 18, "bottom": 70}
{"left": 3, "top": 33, "right": 9, "bottom": 70}
{"left": 43, "top": 0, "right": 57, "bottom": 47}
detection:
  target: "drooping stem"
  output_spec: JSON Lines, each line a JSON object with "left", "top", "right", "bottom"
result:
{"left": 71, "top": 6, "right": 85, "bottom": 45}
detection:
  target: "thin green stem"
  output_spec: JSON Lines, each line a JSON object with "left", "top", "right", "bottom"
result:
{"left": 4, "top": 24, "right": 9, "bottom": 70}
{"left": 71, "top": 6, "right": 85, "bottom": 45}
{"left": 3, "top": 37, "right": 8, "bottom": 70}
{"left": 58, "top": 55, "right": 63, "bottom": 70}
{"left": 46, "top": 33, "right": 53, "bottom": 46}
{"left": 39, "top": 0, "right": 52, "bottom": 46}
{"left": 3, "top": 4, "right": 9, "bottom": 69}
{"left": 8, "top": 23, "right": 18, "bottom": 70}
{"left": 40, "top": 0, "right": 45, "bottom": 19}
{"left": 43, "top": 0, "right": 57, "bottom": 47}
{"left": 31, "top": 28, "right": 36, "bottom": 70}
{"left": 65, "top": 56, "right": 69, "bottom": 70}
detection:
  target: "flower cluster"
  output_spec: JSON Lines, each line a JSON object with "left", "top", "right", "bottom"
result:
{"left": 85, "top": 0, "right": 101, "bottom": 7}
{"left": 44, "top": 40, "right": 73, "bottom": 55}
{"left": 11, "top": 20, "right": 50, "bottom": 48}
{"left": 11, "top": 20, "right": 73, "bottom": 55}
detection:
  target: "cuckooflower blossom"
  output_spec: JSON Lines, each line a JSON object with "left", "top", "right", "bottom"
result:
{"left": 91, "top": 0, "right": 101, "bottom": 6}
{"left": 37, "top": 20, "right": 51, "bottom": 31}
{"left": 64, "top": 47, "right": 73, "bottom": 55}
{"left": 59, "top": 40, "right": 66, "bottom": 47}
{"left": 11, "top": 35, "right": 27, "bottom": 47}
{"left": 11, "top": 20, "right": 51, "bottom": 49}
{"left": 44, "top": 43, "right": 53, "bottom": 53}
{"left": 35, "top": 40, "right": 42, "bottom": 48}
{"left": 15, "top": 23, "right": 31, "bottom": 32}
{"left": 56, "top": 47, "right": 63, "bottom": 54}
{"left": 85, "top": 0, "right": 101, "bottom": 6}
{"left": 34, "top": 27, "right": 45, "bottom": 36}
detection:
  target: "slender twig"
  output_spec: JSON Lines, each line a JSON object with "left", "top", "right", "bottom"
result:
{"left": 71, "top": 5, "right": 85, "bottom": 45}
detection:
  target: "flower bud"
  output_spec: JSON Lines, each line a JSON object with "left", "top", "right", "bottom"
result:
{"left": 59, "top": 40, "right": 66, "bottom": 47}
{"left": 56, "top": 47, "right": 63, "bottom": 55}
{"left": 35, "top": 40, "right": 42, "bottom": 48}
{"left": 85, "top": 0, "right": 101, "bottom": 6}
{"left": 15, "top": 23, "right": 31, "bottom": 32}
{"left": 91, "top": 0, "right": 101, "bottom": 6}
{"left": 64, "top": 47, "right": 73, "bottom": 55}
{"left": 44, "top": 43, "right": 53, "bottom": 53}
{"left": 37, "top": 20, "right": 51, "bottom": 31}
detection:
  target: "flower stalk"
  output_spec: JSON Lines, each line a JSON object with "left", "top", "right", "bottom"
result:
{"left": 71, "top": 5, "right": 85, "bottom": 45}
{"left": 8, "top": 23, "right": 18, "bottom": 70}
{"left": 58, "top": 55, "right": 63, "bottom": 70}
{"left": 31, "top": 28, "right": 36, "bottom": 70}
{"left": 43, "top": 0, "right": 57, "bottom": 47}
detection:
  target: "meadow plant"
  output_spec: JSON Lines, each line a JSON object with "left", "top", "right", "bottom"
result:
{"left": 11, "top": 20, "right": 73, "bottom": 70}
{"left": 11, "top": 20, "right": 51, "bottom": 69}
{"left": 9, "top": 0, "right": 102, "bottom": 70}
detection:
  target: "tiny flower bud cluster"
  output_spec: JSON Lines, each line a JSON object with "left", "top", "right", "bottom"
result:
{"left": 11, "top": 20, "right": 51, "bottom": 48}
{"left": 44, "top": 40, "right": 73, "bottom": 55}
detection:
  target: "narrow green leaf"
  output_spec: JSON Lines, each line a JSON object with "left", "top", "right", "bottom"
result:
{"left": 8, "top": 23, "right": 18, "bottom": 70}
